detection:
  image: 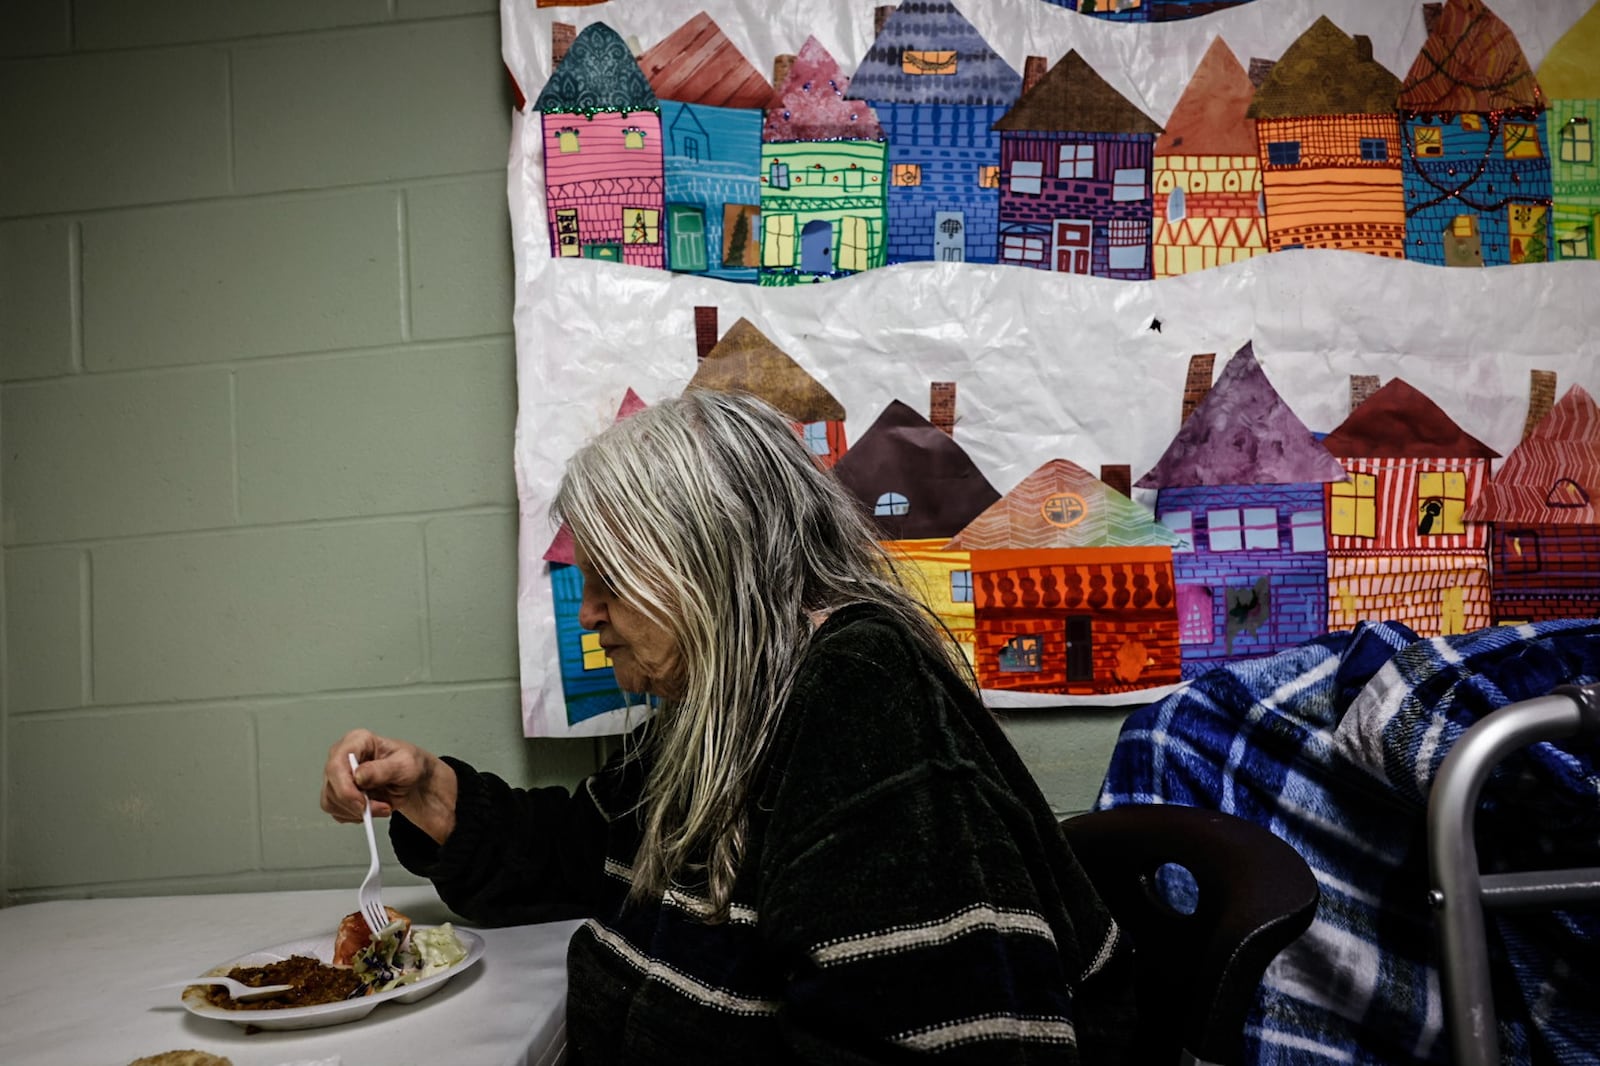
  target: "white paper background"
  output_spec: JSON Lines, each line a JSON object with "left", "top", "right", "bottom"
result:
{"left": 505, "top": 0, "right": 1600, "bottom": 736}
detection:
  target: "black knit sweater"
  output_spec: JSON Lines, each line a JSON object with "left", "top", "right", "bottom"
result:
{"left": 392, "top": 603, "right": 1136, "bottom": 1064}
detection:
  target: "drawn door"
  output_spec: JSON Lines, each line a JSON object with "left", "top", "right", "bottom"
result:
{"left": 1442, "top": 216, "right": 1483, "bottom": 267}
{"left": 668, "top": 206, "right": 707, "bottom": 273}
{"left": 1053, "top": 219, "right": 1092, "bottom": 274}
{"left": 1508, "top": 205, "right": 1548, "bottom": 264}
{"left": 935, "top": 211, "right": 966, "bottom": 262}
{"left": 1440, "top": 586, "right": 1467, "bottom": 636}
{"left": 1065, "top": 616, "right": 1093, "bottom": 681}
{"left": 800, "top": 220, "right": 833, "bottom": 274}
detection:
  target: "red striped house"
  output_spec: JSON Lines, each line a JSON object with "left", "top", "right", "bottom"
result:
{"left": 1321, "top": 378, "right": 1499, "bottom": 636}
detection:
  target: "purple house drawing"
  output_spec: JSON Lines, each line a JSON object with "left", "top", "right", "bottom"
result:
{"left": 1136, "top": 344, "right": 1349, "bottom": 677}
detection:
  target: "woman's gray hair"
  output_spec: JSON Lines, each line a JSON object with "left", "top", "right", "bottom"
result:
{"left": 551, "top": 388, "right": 966, "bottom": 917}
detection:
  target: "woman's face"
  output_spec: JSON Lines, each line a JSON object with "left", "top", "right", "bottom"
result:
{"left": 574, "top": 545, "right": 684, "bottom": 699}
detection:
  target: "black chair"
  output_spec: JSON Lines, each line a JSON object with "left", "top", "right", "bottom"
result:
{"left": 1061, "top": 804, "right": 1320, "bottom": 1066}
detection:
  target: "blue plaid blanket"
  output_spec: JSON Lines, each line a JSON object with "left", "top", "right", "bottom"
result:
{"left": 1096, "top": 619, "right": 1600, "bottom": 1065}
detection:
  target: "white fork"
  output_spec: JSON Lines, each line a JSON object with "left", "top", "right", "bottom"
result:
{"left": 348, "top": 753, "right": 389, "bottom": 938}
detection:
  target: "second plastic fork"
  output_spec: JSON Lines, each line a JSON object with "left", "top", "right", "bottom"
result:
{"left": 347, "top": 752, "right": 389, "bottom": 938}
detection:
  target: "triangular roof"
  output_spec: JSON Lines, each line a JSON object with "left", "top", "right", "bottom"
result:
{"left": 1248, "top": 16, "right": 1403, "bottom": 118}
{"left": 995, "top": 51, "right": 1162, "bottom": 135}
{"left": 1321, "top": 378, "right": 1499, "bottom": 459}
{"left": 543, "top": 388, "right": 649, "bottom": 563}
{"left": 944, "top": 459, "right": 1180, "bottom": 550}
{"left": 1156, "top": 37, "right": 1257, "bottom": 155}
{"left": 1136, "top": 343, "right": 1347, "bottom": 488}
{"left": 846, "top": 0, "right": 1021, "bottom": 106}
{"left": 1538, "top": 1, "right": 1600, "bottom": 99}
{"left": 637, "top": 12, "right": 773, "bottom": 110}
{"left": 1398, "top": 0, "right": 1543, "bottom": 113}
{"left": 685, "top": 318, "right": 846, "bottom": 422}
{"left": 1464, "top": 385, "right": 1600, "bottom": 524}
{"left": 534, "top": 22, "right": 658, "bottom": 115}
{"left": 831, "top": 399, "right": 1001, "bottom": 540}
{"left": 763, "top": 36, "right": 883, "bottom": 141}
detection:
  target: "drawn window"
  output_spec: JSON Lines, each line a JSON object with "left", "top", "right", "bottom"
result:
{"left": 839, "top": 215, "right": 869, "bottom": 272}
{"left": 1001, "top": 234, "right": 1046, "bottom": 263}
{"left": 1560, "top": 117, "right": 1594, "bottom": 164}
{"left": 1557, "top": 225, "right": 1592, "bottom": 259}
{"left": 1360, "top": 137, "right": 1388, "bottom": 161}
{"left": 722, "top": 204, "right": 761, "bottom": 268}
{"left": 1331, "top": 474, "right": 1376, "bottom": 538}
{"left": 1059, "top": 144, "right": 1095, "bottom": 179}
{"left": 1460, "top": 114, "right": 1483, "bottom": 132}
{"left": 951, "top": 570, "right": 973, "bottom": 603}
{"left": 580, "top": 631, "right": 611, "bottom": 671}
{"left": 843, "top": 166, "right": 865, "bottom": 191}
{"left": 1267, "top": 141, "right": 1301, "bottom": 166}
{"left": 623, "top": 127, "right": 647, "bottom": 149}
{"left": 1504, "top": 123, "right": 1542, "bottom": 159}
{"left": 1113, "top": 167, "right": 1145, "bottom": 201}
{"left": 902, "top": 50, "right": 957, "bottom": 75}
{"left": 979, "top": 165, "right": 1000, "bottom": 188}
{"left": 1010, "top": 160, "right": 1044, "bottom": 195}
{"left": 557, "top": 128, "right": 580, "bottom": 153}
{"left": 768, "top": 161, "right": 791, "bottom": 189}
{"left": 1177, "top": 585, "right": 1213, "bottom": 645}
{"left": 802, "top": 422, "right": 830, "bottom": 455}
{"left": 762, "top": 212, "right": 795, "bottom": 266}
{"left": 1503, "top": 529, "right": 1541, "bottom": 572}
{"left": 1415, "top": 126, "right": 1443, "bottom": 157}
{"left": 683, "top": 137, "right": 700, "bottom": 162}
{"left": 1066, "top": 616, "right": 1093, "bottom": 682}
{"left": 1243, "top": 507, "right": 1279, "bottom": 550}
{"left": 1416, "top": 470, "right": 1467, "bottom": 535}
{"left": 1291, "top": 509, "right": 1325, "bottom": 552}
{"left": 623, "top": 207, "right": 659, "bottom": 245}
{"left": 554, "top": 208, "right": 580, "bottom": 258}
{"left": 998, "top": 634, "right": 1042, "bottom": 673}
{"left": 1108, "top": 219, "right": 1147, "bottom": 271}
{"left": 1167, "top": 186, "right": 1187, "bottom": 223}
{"left": 874, "top": 491, "right": 909, "bottom": 515}
{"left": 1160, "top": 510, "right": 1195, "bottom": 552}
{"left": 1208, "top": 509, "right": 1243, "bottom": 552}
{"left": 1452, "top": 214, "right": 1478, "bottom": 238}
{"left": 893, "top": 163, "right": 922, "bottom": 186}
{"left": 1547, "top": 477, "right": 1591, "bottom": 508}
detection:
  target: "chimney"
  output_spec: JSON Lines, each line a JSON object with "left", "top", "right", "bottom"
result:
{"left": 1353, "top": 35, "right": 1374, "bottom": 63}
{"left": 772, "top": 53, "right": 796, "bottom": 90}
{"left": 1181, "top": 353, "right": 1216, "bottom": 424}
{"left": 1350, "top": 374, "right": 1380, "bottom": 413}
{"left": 1022, "top": 55, "right": 1048, "bottom": 96}
{"left": 874, "top": 5, "right": 896, "bottom": 39}
{"left": 1100, "top": 465, "right": 1133, "bottom": 498}
{"left": 552, "top": 23, "right": 577, "bottom": 67}
{"left": 1522, "top": 370, "right": 1558, "bottom": 440}
{"left": 1422, "top": 3, "right": 1444, "bottom": 34}
{"left": 694, "top": 306, "right": 719, "bottom": 362}
{"left": 1248, "top": 57, "right": 1275, "bottom": 89}
{"left": 929, "top": 382, "right": 956, "bottom": 436}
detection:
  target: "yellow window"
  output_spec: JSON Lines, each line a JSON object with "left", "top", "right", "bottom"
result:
{"left": 558, "top": 130, "right": 580, "bottom": 153}
{"left": 1460, "top": 114, "right": 1483, "bottom": 132}
{"left": 623, "top": 207, "right": 659, "bottom": 244}
{"left": 580, "top": 632, "right": 611, "bottom": 671}
{"left": 838, "top": 215, "right": 869, "bottom": 272}
{"left": 763, "top": 212, "right": 795, "bottom": 266}
{"left": 1452, "top": 214, "right": 1477, "bottom": 238}
{"left": 902, "top": 50, "right": 957, "bottom": 75}
{"left": 979, "top": 165, "right": 1000, "bottom": 188}
{"left": 1416, "top": 127, "right": 1443, "bottom": 157}
{"left": 623, "top": 128, "right": 646, "bottom": 149}
{"left": 1417, "top": 470, "right": 1467, "bottom": 535}
{"left": 555, "top": 208, "right": 580, "bottom": 257}
{"left": 1560, "top": 117, "right": 1593, "bottom": 164}
{"left": 893, "top": 164, "right": 922, "bottom": 186}
{"left": 1504, "top": 123, "right": 1542, "bottom": 159}
{"left": 1330, "top": 474, "right": 1376, "bottom": 538}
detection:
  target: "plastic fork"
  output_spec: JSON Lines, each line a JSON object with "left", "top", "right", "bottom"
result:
{"left": 348, "top": 752, "right": 389, "bottom": 938}
{"left": 154, "top": 976, "right": 294, "bottom": 1001}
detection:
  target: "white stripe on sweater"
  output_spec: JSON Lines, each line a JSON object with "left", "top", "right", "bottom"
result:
{"left": 894, "top": 1012, "right": 1076, "bottom": 1051}
{"left": 810, "top": 903, "right": 1055, "bottom": 967}
{"left": 601, "top": 857, "right": 761, "bottom": 925}
{"left": 579, "top": 920, "right": 781, "bottom": 1016}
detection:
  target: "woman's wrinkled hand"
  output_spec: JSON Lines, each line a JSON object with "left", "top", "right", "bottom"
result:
{"left": 321, "top": 729, "right": 458, "bottom": 844}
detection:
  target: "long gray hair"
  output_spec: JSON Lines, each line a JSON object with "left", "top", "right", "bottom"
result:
{"left": 551, "top": 388, "right": 966, "bottom": 917}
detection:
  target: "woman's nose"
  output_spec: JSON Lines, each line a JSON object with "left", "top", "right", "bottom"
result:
{"left": 578, "top": 592, "right": 605, "bottom": 631}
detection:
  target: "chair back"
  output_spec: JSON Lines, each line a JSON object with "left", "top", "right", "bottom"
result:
{"left": 1061, "top": 805, "right": 1319, "bottom": 1066}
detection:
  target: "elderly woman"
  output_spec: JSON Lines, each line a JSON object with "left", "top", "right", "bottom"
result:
{"left": 322, "top": 389, "right": 1134, "bottom": 1064}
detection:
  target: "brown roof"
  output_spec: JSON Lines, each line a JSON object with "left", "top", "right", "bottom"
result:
{"left": 995, "top": 51, "right": 1161, "bottom": 135}
{"left": 685, "top": 318, "right": 846, "bottom": 422}
{"left": 637, "top": 12, "right": 773, "bottom": 109}
{"left": 1464, "top": 385, "right": 1600, "bottom": 524}
{"left": 1248, "top": 16, "right": 1403, "bottom": 118}
{"left": 1321, "top": 378, "right": 1498, "bottom": 459}
{"left": 1157, "top": 37, "right": 1257, "bottom": 155}
{"left": 1398, "top": 0, "right": 1543, "bottom": 113}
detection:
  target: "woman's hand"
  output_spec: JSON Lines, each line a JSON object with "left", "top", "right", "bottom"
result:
{"left": 321, "top": 729, "right": 459, "bottom": 845}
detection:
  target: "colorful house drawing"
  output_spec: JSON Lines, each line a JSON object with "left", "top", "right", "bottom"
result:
{"left": 1321, "top": 378, "right": 1499, "bottom": 637}
{"left": 1247, "top": 17, "right": 1406, "bottom": 257}
{"left": 1397, "top": 0, "right": 1552, "bottom": 267}
{"left": 536, "top": 23, "right": 664, "bottom": 268}
{"left": 831, "top": 389, "right": 1002, "bottom": 660}
{"left": 1153, "top": 37, "right": 1269, "bottom": 277}
{"left": 994, "top": 52, "right": 1162, "bottom": 279}
{"left": 685, "top": 311, "right": 849, "bottom": 466}
{"left": 1539, "top": 1, "right": 1600, "bottom": 261}
{"left": 544, "top": 389, "right": 648, "bottom": 725}
{"left": 637, "top": 13, "right": 772, "bottom": 281}
{"left": 847, "top": 1, "right": 1022, "bottom": 265}
{"left": 1136, "top": 344, "right": 1348, "bottom": 678}
{"left": 1041, "top": 0, "right": 1256, "bottom": 21}
{"left": 943, "top": 460, "right": 1182, "bottom": 695}
{"left": 759, "top": 37, "right": 887, "bottom": 285}
{"left": 1465, "top": 384, "right": 1600, "bottom": 623}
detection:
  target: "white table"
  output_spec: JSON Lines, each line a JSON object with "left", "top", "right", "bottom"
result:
{"left": 0, "top": 885, "right": 582, "bottom": 1066}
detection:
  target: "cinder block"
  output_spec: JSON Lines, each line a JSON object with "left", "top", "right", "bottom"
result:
{"left": 7, "top": 708, "right": 257, "bottom": 887}
{"left": 236, "top": 339, "right": 516, "bottom": 522}
{"left": 0, "top": 48, "right": 229, "bottom": 215}
{"left": 92, "top": 524, "right": 427, "bottom": 703}
{"left": 426, "top": 512, "right": 518, "bottom": 682}
{"left": 81, "top": 191, "right": 404, "bottom": 370}
{"left": 0, "top": 1, "right": 70, "bottom": 57}
{"left": 233, "top": 18, "right": 510, "bottom": 193}
{"left": 4, "top": 548, "right": 83, "bottom": 712}
{"left": 0, "top": 219, "right": 74, "bottom": 381}
{"left": 408, "top": 176, "right": 515, "bottom": 340}
{"left": 2, "top": 371, "right": 234, "bottom": 544}
{"left": 255, "top": 684, "right": 598, "bottom": 869}
{"left": 73, "top": 0, "right": 387, "bottom": 49}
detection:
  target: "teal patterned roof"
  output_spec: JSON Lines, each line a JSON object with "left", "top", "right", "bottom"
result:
{"left": 534, "top": 22, "right": 658, "bottom": 115}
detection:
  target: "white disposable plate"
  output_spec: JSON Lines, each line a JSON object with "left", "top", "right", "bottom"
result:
{"left": 179, "top": 926, "right": 486, "bottom": 1031}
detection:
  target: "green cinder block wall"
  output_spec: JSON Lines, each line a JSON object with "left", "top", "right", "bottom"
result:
{"left": 0, "top": 1, "right": 1130, "bottom": 904}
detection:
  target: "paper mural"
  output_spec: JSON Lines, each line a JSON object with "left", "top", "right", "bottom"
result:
{"left": 504, "top": 0, "right": 1600, "bottom": 736}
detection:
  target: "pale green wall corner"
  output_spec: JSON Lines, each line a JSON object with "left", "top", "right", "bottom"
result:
{"left": 0, "top": 1, "right": 1132, "bottom": 905}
